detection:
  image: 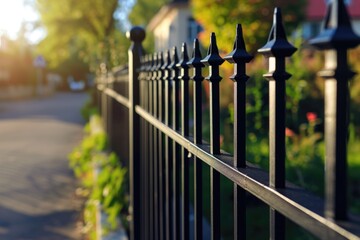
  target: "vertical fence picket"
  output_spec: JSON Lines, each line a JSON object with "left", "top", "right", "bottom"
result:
{"left": 148, "top": 54, "right": 155, "bottom": 240}
{"left": 169, "top": 47, "right": 181, "bottom": 240}
{"left": 309, "top": 0, "right": 360, "bottom": 220}
{"left": 177, "top": 43, "right": 190, "bottom": 240}
{"left": 163, "top": 50, "right": 173, "bottom": 240}
{"left": 224, "top": 24, "right": 253, "bottom": 240}
{"left": 143, "top": 55, "right": 151, "bottom": 238}
{"left": 139, "top": 55, "right": 146, "bottom": 237}
{"left": 152, "top": 52, "right": 160, "bottom": 240}
{"left": 187, "top": 38, "right": 205, "bottom": 240}
{"left": 258, "top": 8, "right": 297, "bottom": 240}
{"left": 201, "top": 33, "right": 224, "bottom": 240}
{"left": 157, "top": 52, "right": 166, "bottom": 240}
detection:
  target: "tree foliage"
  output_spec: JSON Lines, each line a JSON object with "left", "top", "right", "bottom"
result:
{"left": 128, "top": 0, "right": 169, "bottom": 52}
{"left": 128, "top": 0, "right": 169, "bottom": 26}
{"left": 191, "top": 0, "right": 307, "bottom": 53}
{"left": 36, "top": 0, "right": 129, "bottom": 74}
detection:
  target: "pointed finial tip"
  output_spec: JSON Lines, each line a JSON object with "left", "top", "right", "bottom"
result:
{"left": 236, "top": 23, "right": 241, "bottom": 29}
{"left": 194, "top": 38, "right": 199, "bottom": 48}
{"left": 274, "top": 7, "right": 281, "bottom": 14}
{"left": 274, "top": 7, "right": 282, "bottom": 22}
{"left": 211, "top": 32, "right": 216, "bottom": 39}
{"left": 182, "top": 42, "right": 187, "bottom": 50}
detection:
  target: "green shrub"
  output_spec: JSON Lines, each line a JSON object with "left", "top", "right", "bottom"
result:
{"left": 81, "top": 92, "right": 98, "bottom": 121}
{"left": 68, "top": 115, "right": 128, "bottom": 239}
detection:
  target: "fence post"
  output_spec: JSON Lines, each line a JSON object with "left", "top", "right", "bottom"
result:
{"left": 309, "top": 0, "right": 360, "bottom": 220}
{"left": 127, "top": 26, "right": 145, "bottom": 240}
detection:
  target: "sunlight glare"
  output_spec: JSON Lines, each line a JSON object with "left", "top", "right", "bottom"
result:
{"left": 0, "top": 0, "right": 37, "bottom": 39}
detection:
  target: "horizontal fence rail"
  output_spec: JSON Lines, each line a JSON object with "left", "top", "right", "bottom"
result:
{"left": 96, "top": 2, "right": 360, "bottom": 240}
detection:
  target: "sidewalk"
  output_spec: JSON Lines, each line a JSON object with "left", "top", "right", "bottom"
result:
{"left": 0, "top": 92, "right": 87, "bottom": 239}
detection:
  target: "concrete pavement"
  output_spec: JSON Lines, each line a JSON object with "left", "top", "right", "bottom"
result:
{"left": 0, "top": 92, "right": 88, "bottom": 240}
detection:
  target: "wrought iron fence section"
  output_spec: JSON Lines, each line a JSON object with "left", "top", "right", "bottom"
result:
{"left": 96, "top": 2, "right": 360, "bottom": 239}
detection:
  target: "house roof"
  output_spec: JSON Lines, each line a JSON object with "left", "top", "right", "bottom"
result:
{"left": 147, "top": 0, "right": 188, "bottom": 31}
{"left": 307, "top": 0, "right": 360, "bottom": 21}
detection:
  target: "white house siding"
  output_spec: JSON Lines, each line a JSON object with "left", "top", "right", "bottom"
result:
{"left": 152, "top": 7, "right": 192, "bottom": 52}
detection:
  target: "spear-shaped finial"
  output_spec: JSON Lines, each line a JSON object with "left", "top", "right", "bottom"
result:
{"left": 157, "top": 52, "right": 164, "bottom": 70}
{"left": 162, "top": 50, "right": 171, "bottom": 70}
{"left": 187, "top": 39, "right": 204, "bottom": 68}
{"left": 310, "top": 0, "right": 360, "bottom": 49}
{"left": 258, "top": 7, "right": 297, "bottom": 58}
{"left": 152, "top": 52, "right": 158, "bottom": 71}
{"left": 224, "top": 24, "right": 253, "bottom": 65}
{"left": 201, "top": 32, "right": 224, "bottom": 66}
{"left": 157, "top": 52, "right": 164, "bottom": 82}
{"left": 201, "top": 32, "right": 224, "bottom": 83}
{"left": 177, "top": 43, "right": 190, "bottom": 68}
{"left": 169, "top": 46, "right": 179, "bottom": 71}
{"left": 146, "top": 54, "right": 153, "bottom": 80}
{"left": 151, "top": 52, "right": 159, "bottom": 81}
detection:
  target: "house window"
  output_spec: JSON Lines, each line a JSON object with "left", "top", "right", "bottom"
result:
{"left": 187, "top": 18, "right": 203, "bottom": 42}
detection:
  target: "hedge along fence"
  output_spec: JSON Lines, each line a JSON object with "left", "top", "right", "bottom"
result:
{"left": 68, "top": 115, "right": 128, "bottom": 239}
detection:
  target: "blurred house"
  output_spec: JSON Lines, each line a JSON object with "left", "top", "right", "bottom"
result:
{"left": 303, "top": 0, "right": 360, "bottom": 38}
{"left": 147, "top": 0, "right": 202, "bottom": 52}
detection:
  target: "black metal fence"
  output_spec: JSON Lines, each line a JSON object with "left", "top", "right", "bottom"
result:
{"left": 97, "top": 2, "right": 360, "bottom": 240}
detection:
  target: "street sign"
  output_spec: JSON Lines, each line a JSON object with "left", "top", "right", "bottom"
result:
{"left": 33, "top": 55, "right": 46, "bottom": 68}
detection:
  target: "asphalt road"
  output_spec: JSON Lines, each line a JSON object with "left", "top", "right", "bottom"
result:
{"left": 0, "top": 92, "right": 88, "bottom": 240}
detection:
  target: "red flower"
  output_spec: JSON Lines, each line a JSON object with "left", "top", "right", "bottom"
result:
{"left": 285, "top": 127, "right": 295, "bottom": 137}
{"left": 306, "top": 112, "right": 317, "bottom": 123}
